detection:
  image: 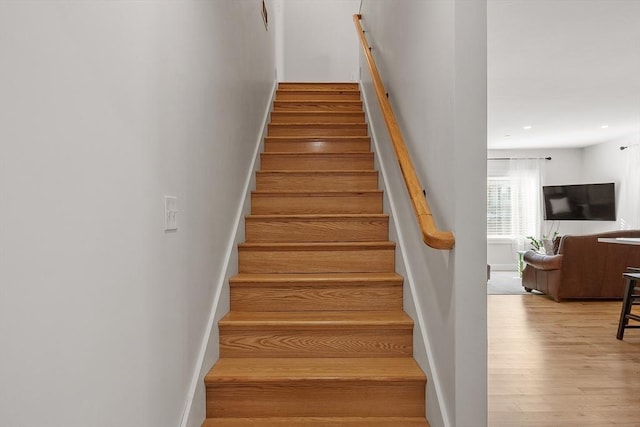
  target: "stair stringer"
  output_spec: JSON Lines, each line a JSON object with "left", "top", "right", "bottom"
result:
{"left": 360, "top": 82, "right": 451, "bottom": 427}
{"left": 179, "top": 80, "right": 277, "bottom": 427}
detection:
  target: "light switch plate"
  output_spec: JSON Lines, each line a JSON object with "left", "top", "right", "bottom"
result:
{"left": 164, "top": 196, "right": 177, "bottom": 231}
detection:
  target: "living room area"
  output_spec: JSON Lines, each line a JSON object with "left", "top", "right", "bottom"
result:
{"left": 486, "top": 0, "right": 640, "bottom": 297}
{"left": 486, "top": 143, "right": 640, "bottom": 423}
{"left": 486, "top": 143, "right": 640, "bottom": 297}
{"left": 486, "top": 141, "right": 640, "bottom": 424}
{"left": 486, "top": 1, "right": 640, "bottom": 425}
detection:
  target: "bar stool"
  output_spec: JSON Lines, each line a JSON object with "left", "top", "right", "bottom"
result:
{"left": 616, "top": 270, "right": 640, "bottom": 340}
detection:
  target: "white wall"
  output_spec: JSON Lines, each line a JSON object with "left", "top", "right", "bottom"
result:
{"left": 582, "top": 135, "right": 637, "bottom": 233}
{"left": 279, "top": 0, "right": 360, "bottom": 81}
{"left": 359, "top": 1, "right": 487, "bottom": 426}
{"left": 0, "top": 2, "right": 275, "bottom": 427}
{"left": 487, "top": 140, "right": 636, "bottom": 269}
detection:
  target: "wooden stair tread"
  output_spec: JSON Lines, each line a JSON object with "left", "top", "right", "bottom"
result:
{"left": 261, "top": 151, "right": 373, "bottom": 156}
{"left": 273, "top": 100, "right": 363, "bottom": 108}
{"left": 255, "top": 171, "right": 378, "bottom": 191}
{"left": 275, "top": 92, "right": 361, "bottom": 101}
{"left": 245, "top": 212, "right": 388, "bottom": 243}
{"left": 277, "top": 89, "right": 360, "bottom": 93}
{"left": 267, "top": 123, "right": 368, "bottom": 137}
{"left": 250, "top": 191, "right": 383, "bottom": 215}
{"left": 220, "top": 310, "right": 413, "bottom": 328}
{"left": 274, "top": 100, "right": 362, "bottom": 104}
{"left": 230, "top": 272, "right": 403, "bottom": 285}
{"left": 205, "top": 357, "right": 426, "bottom": 382}
{"left": 202, "top": 417, "right": 430, "bottom": 427}
{"left": 275, "top": 88, "right": 361, "bottom": 91}
{"left": 275, "top": 89, "right": 361, "bottom": 101}
{"left": 261, "top": 152, "right": 374, "bottom": 158}
{"left": 252, "top": 190, "right": 382, "bottom": 195}
{"left": 269, "top": 122, "right": 366, "bottom": 127}
{"left": 229, "top": 273, "right": 403, "bottom": 312}
{"left": 271, "top": 111, "right": 365, "bottom": 117}
{"left": 273, "top": 99, "right": 363, "bottom": 111}
{"left": 255, "top": 171, "right": 378, "bottom": 192}
{"left": 245, "top": 213, "right": 388, "bottom": 219}
{"left": 271, "top": 110, "right": 364, "bottom": 113}
{"left": 263, "top": 137, "right": 371, "bottom": 153}
{"left": 276, "top": 92, "right": 360, "bottom": 97}
{"left": 250, "top": 189, "right": 383, "bottom": 202}
{"left": 265, "top": 136, "right": 370, "bottom": 141}
{"left": 278, "top": 82, "right": 359, "bottom": 87}
{"left": 257, "top": 169, "right": 376, "bottom": 173}
{"left": 238, "top": 241, "right": 395, "bottom": 250}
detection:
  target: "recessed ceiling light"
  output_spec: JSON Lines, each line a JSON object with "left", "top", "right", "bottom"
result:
{"left": 523, "top": 126, "right": 532, "bottom": 130}
{"left": 601, "top": 124, "right": 609, "bottom": 129}
{"left": 505, "top": 134, "right": 511, "bottom": 137}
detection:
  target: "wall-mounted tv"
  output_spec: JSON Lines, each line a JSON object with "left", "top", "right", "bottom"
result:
{"left": 543, "top": 182, "right": 616, "bottom": 221}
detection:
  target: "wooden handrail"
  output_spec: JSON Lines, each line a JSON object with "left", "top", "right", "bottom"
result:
{"left": 353, "top": 14, "right": 455, "bottom": 250}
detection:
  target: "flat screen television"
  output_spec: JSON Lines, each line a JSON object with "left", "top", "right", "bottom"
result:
{"left": 543, "top": 182, "right": 616, "bottom": 221}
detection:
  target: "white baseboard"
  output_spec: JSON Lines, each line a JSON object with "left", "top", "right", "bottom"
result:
{"left": 360, "top": 81, "right": 450, "bottom": 427}
{"left": 179, "top": 80, "right": 277, "bottom": 427}
{"left": 490, "top": 264, "right": 518, "bottom": 271}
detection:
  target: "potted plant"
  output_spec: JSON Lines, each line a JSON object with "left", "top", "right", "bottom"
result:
{"left": 525, "top": 235, "right": 545, "bottom": 253}
{"left": 526, "top": 222, "right": 560, "bottom": 254}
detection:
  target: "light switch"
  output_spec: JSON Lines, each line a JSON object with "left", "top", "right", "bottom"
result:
{"left": 164, "top": 196, "right": 177, "bottom": 231}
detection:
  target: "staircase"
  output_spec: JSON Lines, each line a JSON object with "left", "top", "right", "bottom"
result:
{"left": 202, "top": 82, "right": 430, "bottom": 427}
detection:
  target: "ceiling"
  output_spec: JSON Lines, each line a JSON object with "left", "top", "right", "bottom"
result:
{"left": 488, "top": 0, "right": 640, "bottom": 150}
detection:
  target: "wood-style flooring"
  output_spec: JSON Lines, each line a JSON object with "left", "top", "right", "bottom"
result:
{"left": 489, "top": 295, "right": 640, "bottom": 426}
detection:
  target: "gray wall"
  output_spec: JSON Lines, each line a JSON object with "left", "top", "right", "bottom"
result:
{"left": 277, "top": 0, "right": 360, "bottom": 81}
{"left": 359, "top": 1, "right": 487, "bottom": 426}
{"left": 487, "top": 148, "right": 584, "bottom": 269}
{"left": 488, "top": 138, "right": 638, "bottom": 270}
{"left": 0, "top": 2, "right": 275, "bottom": 426}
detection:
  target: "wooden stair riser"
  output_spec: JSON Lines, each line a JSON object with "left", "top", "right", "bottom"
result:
{"left": 260, "top": 153, "right": 374, "bottom": 171}
{"left": 219, "top": 328, "right": 413, "bottom": 358}
{"left": 276, "top": 90, "right": 361, "bottom": 101}
{"left": 264, "top": 137, "right": 370, "bottom": 153}
{"left": 230, "top": 283, "right": 403, "bottom": 312}
{"left": 268, "top": 123, "right": 368, "bottom": 137}
{"left": 206, "top": 381, "right": 425, "bottom": 418}
{"left": 273, "top": 100, "right": 363, "bottom": 112}
{"left": 238, "top": 244, "right": 395, "bottom": 274}
{"left": 256, "top": 171, "right": 378, "bottom": 192}
{"left": 251, "top": 192, "right": 383, "bottom": 215}
{"left": 245, "top": 215, "right": 388, "bottom": 243}
{"left": 278, "top": 82, "right": 359, "bottom": 91}
{"left": 202, "top": 417, "right": 430, "bottom": 427}
{"left": 270, "top": 112, "right": 365, "bottom": 124}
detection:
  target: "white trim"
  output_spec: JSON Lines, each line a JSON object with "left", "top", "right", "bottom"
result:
{"left": 179, "top": 79, "right": 277, "bottom": 427}
{"left": 490, "top": 263, "right": 519, "bottom": 272}
{"left": 487, "top": 237, "right": 516, "bottom": 244}
{"left": 360, "top": 83, "right": 451, "bottom": 427}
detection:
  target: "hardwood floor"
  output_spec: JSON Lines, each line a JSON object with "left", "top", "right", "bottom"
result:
{"left": 488, "top": 295, "right": 640, "bottom": 426}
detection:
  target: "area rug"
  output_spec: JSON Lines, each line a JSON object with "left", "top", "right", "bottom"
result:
{"left": 487, "top": 271, "right": 528, "bottom": 295}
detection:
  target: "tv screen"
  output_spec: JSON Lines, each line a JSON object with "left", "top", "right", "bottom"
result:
{"left": 543, "top": 183, "right": 616, "bottom": 221}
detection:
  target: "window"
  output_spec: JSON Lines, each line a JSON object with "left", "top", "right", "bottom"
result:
{"left": 487, "top": 159, "right": 544, "bottom": 243}
{"left": 487, "top": 177, "right": 513, "bottom": 238}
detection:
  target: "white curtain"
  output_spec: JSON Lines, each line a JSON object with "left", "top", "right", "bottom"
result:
{"left": 508, "top": 158, "right": 546, "bottom": 251}
{"left": 619, "top": 145, "right": 640, "bottom": 230}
